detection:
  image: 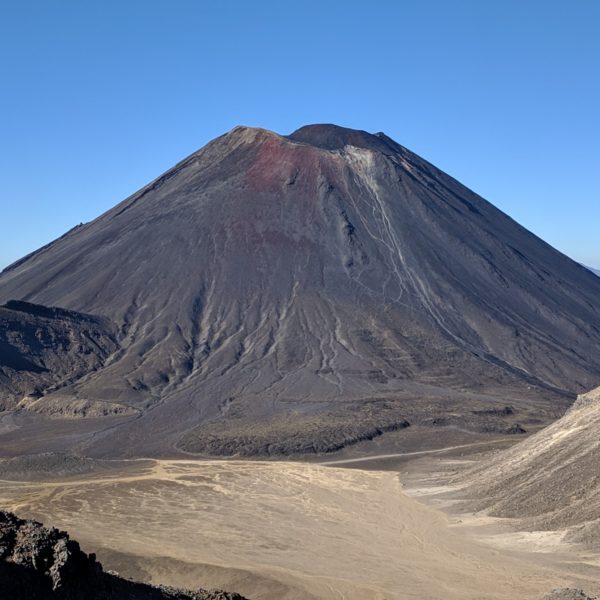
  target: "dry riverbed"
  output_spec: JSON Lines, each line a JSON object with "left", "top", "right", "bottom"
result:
{"left": 0, "top": 454, "right": 593, "bottom": 599}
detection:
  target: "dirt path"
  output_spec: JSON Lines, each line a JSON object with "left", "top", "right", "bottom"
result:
{"left": 319, "top": 439, "right": 512, "bottom": 466}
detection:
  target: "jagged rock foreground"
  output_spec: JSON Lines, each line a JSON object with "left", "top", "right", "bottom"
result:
{"left": 0, "top": 510, "right": 245, "bottom": 599}
{"left": 1, "top": 124, "right": 600, "bottom": 456}
{"left": 459, "top": 385, "right": 600, "bottom": 548}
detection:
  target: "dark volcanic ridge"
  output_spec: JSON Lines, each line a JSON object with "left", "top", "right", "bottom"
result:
{"left": 0, "top": 510, "right": 245, "bottom": 599}
{"left": 0, "top": 301, "right": 124, "bottom": 416}
{"left": 1, "top": 123, "right": 600, "bottom": 457}
{"left": 585, "top": 265, "right": 600, "bottom": 277}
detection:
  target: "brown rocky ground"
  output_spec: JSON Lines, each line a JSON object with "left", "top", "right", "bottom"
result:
{"left": 0, "top": 455, "right": 589, "bottom": 600}
{"left": 543, "top": 591, "right": 597, "bottom": 600}
{"left": 448, "top": 386, "right": 600, "bottom": 549}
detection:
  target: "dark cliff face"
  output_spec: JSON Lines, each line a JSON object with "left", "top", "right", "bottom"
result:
{"left": 0, "top": 301, "right": 120, "bottom": 412}
{"left": 0, "top": 511, "right": 246, "bottom": 600}
{"left": 1, "top": 124, "right": 600, "bottom": 456}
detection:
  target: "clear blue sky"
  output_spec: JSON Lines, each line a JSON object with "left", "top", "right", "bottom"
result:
{"left": 1, "top": 0, "right": 598, "bottom": 269}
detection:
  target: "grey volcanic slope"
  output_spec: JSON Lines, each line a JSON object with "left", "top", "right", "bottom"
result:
{"left": 1, "top": 124, "right": 600, "bottom": 457}
{"left": 459, "top": 385, "right": 600, "bottom": 549}
{"left": 586, "top": 265, "right": 600, "bottom": 277}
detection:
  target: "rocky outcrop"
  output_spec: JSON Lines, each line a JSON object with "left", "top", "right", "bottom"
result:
{"left": 0, "top": 300, "right": 124, "bottom": 414}
{"left": 0, "top": 511, "right": 246, "bottom": 600}
{"left": 571, "top": 384, "right": 600, "bottom": 409}
{"left": 180, "top": 408, "right": 411, "bottom": 456}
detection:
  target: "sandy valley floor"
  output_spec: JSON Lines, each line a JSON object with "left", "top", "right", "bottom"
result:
{"left": 1, "top": 455, "right": 597, "bottom": 600}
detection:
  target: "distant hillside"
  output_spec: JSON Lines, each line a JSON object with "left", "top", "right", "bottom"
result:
{"left": 460, "top": 385, "right": 600, "bottom": 549}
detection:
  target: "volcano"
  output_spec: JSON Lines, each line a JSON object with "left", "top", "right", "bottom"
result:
{"left": 1, "top": 124, "right": 600, "bottom": 457}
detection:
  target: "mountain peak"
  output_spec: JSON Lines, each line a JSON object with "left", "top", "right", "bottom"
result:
{"left": 220, "top": 124, "right": 282, "bottom": 146}
{"left": 218, "top": 123, "right": 401, "bottom": 156}
{"left": 287, "top": 123, "right": 398, "bottom": 153}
